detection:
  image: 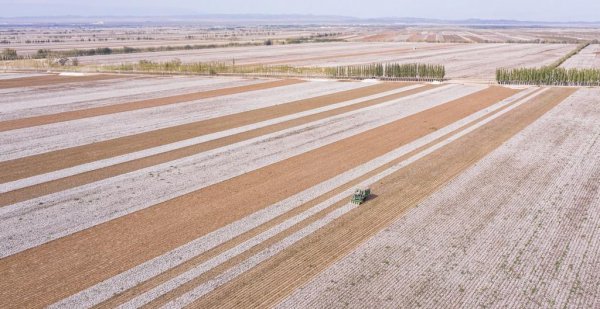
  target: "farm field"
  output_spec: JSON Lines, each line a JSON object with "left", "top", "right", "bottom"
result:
{"left": 278, "top": 88, "right": 600, "bottom": 309}
{"left": 69, "top": 42, "right": 574, "bottom": 80}
{"left": 349, "top": 27, "right": 600, "bottom": 43}
{"left": 74, "top": 41, "right": 432, "bottom": 66}
{"left": 0, "top": 68, "right": 598, "bottom": 309}
{"left": 561, "top": 44, "right": 600, "bottom": 69}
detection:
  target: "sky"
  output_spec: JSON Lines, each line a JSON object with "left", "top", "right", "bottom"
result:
{"left": 1, "top": 0, "right": 600, "bottom": 22}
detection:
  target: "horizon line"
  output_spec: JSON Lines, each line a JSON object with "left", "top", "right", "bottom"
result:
{"left": 1, "top": 13, "right": 599, "bottom": 25}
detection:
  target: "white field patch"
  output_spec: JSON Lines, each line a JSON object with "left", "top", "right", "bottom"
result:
{"left": 76, "top": 42, "right": 428, "bottom": 66}
{"left": 440, "top": 44, "right": 573, "bottom": 79}
{"left": 279, "top": 43, "right": 503, "bottom": 69}
{"left": 365, "top": 44, "right": 568, "bottom": 79}
{"left": 277, "top": 88, "right": 600, "bottom": 309}
{"left": 0, "top": 75, "right": 229, "bottom": 107}
{"left": 0, "top": 76, "right": 262, "bottom": 121}
{"left": 314, "top": 43, "right": 574, "bottom": 80}
{"left": 50, "top": 87, "right": 540, "bottom": 309}
{"left": 292, "top": 42, "right": 504, "bottom": 66}
{"left": 0, "top": 84, "right": 483, "bottom": 258}
{"left": 0, "top": 80, "right": 366, "bottom": 161}
{"left": 1, "top": 84, "right": 426, "bottom": 193}
{"left": 561, "top": 44, "right": 600, "bottom": 69}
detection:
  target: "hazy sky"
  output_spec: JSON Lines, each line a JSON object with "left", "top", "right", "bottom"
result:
{"left": 1, "top": 0, "right": 600, "bottom": 22}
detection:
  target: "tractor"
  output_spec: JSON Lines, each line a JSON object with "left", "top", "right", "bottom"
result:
{"left": 351, "top": 188, "right": 371, "bottom": 205}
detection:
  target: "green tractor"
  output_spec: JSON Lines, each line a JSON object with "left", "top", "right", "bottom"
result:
{"left": 351, "top": 188, "right": 371, "bottom": 205}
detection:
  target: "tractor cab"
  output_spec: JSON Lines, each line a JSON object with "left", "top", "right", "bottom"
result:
{"left": 351, "top": 188, "right": 371, "bottom": 205}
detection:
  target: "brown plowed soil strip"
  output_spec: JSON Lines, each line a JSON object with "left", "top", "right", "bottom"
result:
{"left": 0, "top": 85, "right": 436, "bottom": 206}
{"left": 0, "top": 82, "right": 402, "bottom": 184}
{"left": 0, "top": 74, "right": 122, "bottom": 89}
{"left": 191, "top": 87, "right": 576, "bottom": 309}
{"left": 0, "top": 79, "right": 302, "bottom": 132}
{"left": 443, "top": 35, "right": 469, "bottom": 43}
{"left": 359, "top": 32, "right": 397, "bottom": 42}
{"left": 407, "top": 34, "right": 425, "bottom": 42}
{"left": 0, "top": 86, "right": 518, "bottom": 308}
{"left": 128, "top": 88, "right": 546, "bottom": 309}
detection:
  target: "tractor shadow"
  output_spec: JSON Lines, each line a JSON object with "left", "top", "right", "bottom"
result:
{"left": 365, "top": 194, "right": 379, "bottom": 203}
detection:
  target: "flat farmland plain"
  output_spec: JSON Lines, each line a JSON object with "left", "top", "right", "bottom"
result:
{"left": 3, "top": 25, "right": 597, "bottom": 54}
{"left": 0, "top": 70, "right": 598, "bottom": 309}
{"left": 1, "top": 25, "right": 350, "bottom": 55}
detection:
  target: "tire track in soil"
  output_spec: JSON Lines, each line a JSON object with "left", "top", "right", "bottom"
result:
{"left": 188, "top": 88, "right": 575, "bottom": 309}
{"left": 0, "top": 82, "right": 401, "bottom": 183}
{"left": 0, "top": 79, "right": 303, "bottom": 132}
{"left": 0, "top": 85, "right": 435, "bottom": 206}
{"left": 0, "top": 86, "right": 517, "bottom": 309}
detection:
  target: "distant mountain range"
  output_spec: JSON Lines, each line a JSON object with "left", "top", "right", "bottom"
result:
{"left": 1, "top": 14, "right": 599, "bottom": 27}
